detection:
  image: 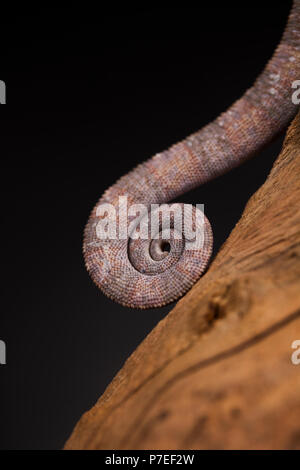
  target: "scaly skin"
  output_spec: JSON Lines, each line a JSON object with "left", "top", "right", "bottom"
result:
{"left": 84, "top": 1, "right": 300, "bottom": 309}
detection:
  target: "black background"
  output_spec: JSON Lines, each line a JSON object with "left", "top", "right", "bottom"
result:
{"left": 0, "top": 2, "right": 293, "bottom": 450}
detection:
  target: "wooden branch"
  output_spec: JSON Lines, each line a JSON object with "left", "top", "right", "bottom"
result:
{"left": 65, "top": 110, "right": 300, "bottom": 450}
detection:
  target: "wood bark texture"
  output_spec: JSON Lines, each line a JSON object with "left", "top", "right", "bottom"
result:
{"left": 65, "top": 110, "right": 300, "bottom": 450}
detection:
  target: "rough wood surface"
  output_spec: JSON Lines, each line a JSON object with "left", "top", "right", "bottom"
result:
{"left": 65, "top": 111, "right": 300, "bottom": 450}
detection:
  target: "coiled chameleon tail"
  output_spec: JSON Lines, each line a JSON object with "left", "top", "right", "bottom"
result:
{"left": 84, "top": 1, "right": 300, "bottom": 309}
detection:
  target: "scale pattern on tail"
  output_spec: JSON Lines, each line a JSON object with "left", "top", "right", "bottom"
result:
{"left": 84, "top": 1, "right": 300, "bottom": 309}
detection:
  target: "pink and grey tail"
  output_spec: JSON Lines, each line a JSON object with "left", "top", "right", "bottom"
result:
{"left": 84, "top": 1, "right": 300, "bottom": 309}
